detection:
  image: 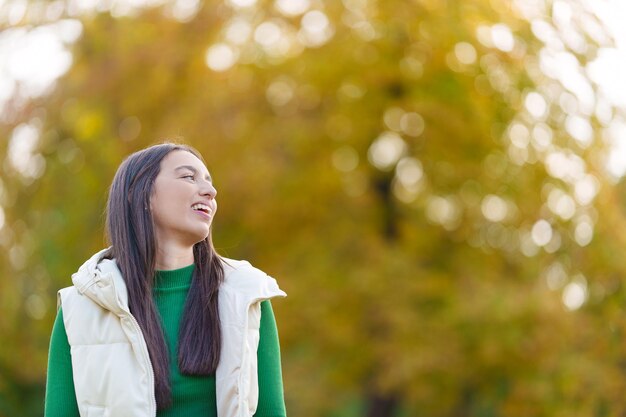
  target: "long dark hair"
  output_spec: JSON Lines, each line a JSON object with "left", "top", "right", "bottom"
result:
{"left": 105, "top": 143, "right": 224, "bottom": 410}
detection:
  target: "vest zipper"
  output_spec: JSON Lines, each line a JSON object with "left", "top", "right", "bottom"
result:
{"left": 107, "top": 272, "right": 158, "bottom": 415}
{"left": 126, "top": 312, "right": 158, "bottom": 415}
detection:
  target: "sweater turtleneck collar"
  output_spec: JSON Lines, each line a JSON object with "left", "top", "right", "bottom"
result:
{"left": 154, "top": 263, "right": 194, "bottom": 290}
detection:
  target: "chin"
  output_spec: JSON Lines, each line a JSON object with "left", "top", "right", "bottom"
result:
{"left": 174, "top": 228, "right": 208, "bottom": 247}
{"left": 190, "top": 228, "right": 211, "bottom": 244}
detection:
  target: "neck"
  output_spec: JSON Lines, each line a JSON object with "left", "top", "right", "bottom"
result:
{"left": 154, "top": 242, "right": 194, "bottom": 270}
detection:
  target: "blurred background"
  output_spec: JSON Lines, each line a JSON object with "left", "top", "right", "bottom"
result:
{"left": 2, "top": 0, "right": 626, "bottom": 416}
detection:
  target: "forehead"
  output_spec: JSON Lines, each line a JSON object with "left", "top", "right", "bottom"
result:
{"left": 160, "top": 150, "right": 209, "bottom": 174}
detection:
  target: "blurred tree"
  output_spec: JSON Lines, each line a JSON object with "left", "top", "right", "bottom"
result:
{"left": 1, "top": 0, "right": 626, "bottom": 416}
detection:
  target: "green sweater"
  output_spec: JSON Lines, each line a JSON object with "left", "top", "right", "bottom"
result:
{"left": 45, "top": 264, "right": 287, "bottom": 417}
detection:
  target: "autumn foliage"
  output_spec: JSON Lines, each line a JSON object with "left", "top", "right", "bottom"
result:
{"left": 1, "top": 1, "right": 626, "bottom": 416}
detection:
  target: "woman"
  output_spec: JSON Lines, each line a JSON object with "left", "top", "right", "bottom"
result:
{"left": 45, "top": 143, "right": 287, "bottom": 417}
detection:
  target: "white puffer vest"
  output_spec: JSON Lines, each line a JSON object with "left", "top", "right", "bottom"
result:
{"left": 58, "top": 248, "right": 286, "bottom": 417}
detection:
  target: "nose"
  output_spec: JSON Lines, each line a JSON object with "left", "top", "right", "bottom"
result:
{"left": 200, "top": 180, "right": 217, "bottom": 199}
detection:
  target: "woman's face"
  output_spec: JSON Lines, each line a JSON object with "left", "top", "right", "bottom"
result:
{"left": 150, "top": 150, "right": 217, "bottom": 248}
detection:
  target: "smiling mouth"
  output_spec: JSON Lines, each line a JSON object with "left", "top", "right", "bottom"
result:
{"left": 191, "top": 203, "right": 212, "bottom": 215}
{"left": 195, "top": 209, "right": 210, "bottom": 216}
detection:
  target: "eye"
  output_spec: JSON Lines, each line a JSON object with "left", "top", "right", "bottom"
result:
{"left": 182, "top": 174, "right": 195, "bottom": 181}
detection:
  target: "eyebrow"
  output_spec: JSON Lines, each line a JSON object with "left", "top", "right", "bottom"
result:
{"left": 174, "top": 165, "right": 212, "bottom": 182}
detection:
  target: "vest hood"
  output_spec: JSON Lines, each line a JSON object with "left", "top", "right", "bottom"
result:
{"left": 221, "top": 258, "right": 287, "bottom": 304}
{"left": 71, "top": 247, "right": 130, "bottom": 316}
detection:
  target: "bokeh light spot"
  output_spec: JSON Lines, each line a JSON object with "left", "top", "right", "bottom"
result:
{"left": 491, "top": 24, "right": 515, "bottom": 52}
{"left": 574, "top": 221, "right": 593, "bottom": 246}
{"left": 481, "top": 194, "right": 508, "bottom": 222}
{"left": 531, "top": 219, "right": 552, "bottom": 246}
{"left": 400, "top": 112, "right": 424, "bottom": 137}
{"left": 332, "top": 146, "right": 359, "bottom": 172}
{"left": 565, "top": 115, "right": 593, "bottom": 148}
{"left": 454, "top": 42, "right": 477, "bottom": 65}
{"left": 225, "top": 18, "right": 253, "bottom": 45}
{"left": 118, "top": 116, "right": 141, "bottom": 141}
{"left": 205, "top": 43, "right": 238, "bottom": 72}
{"left": 25, "top": 293, "right": 47, "bottom": 320}
{"left": 562, "top": 276, "right": 587, "bottom": 310}
{"left": 299, "top": 10, "right": 333, "bottom": 47}
{"left": 545, "top": 262, "right": 567, "bottom": 290}
{"left": 525, "top": 92, "right": 548, "bottom": 119}
{"left": 383, "top": 107, "right": 404, "bottom": 132}
{"left": 367, "top": 131, "right": 406, "bottom": 171}
{"left": 266, "top": 77, "right": 295, "bottom": 107}
{"left": 255, "top": 21, "right": 282, "bottom": 47}
{"left": 426, "top": 196, "right": 461, "bottom": 230}
{"left": 226, "top": 0, "right": 257, "bottom": 9}
{"left": 547, "top": 188, "right": 576, "bottom": 220}
{"left": 275, "top": 0, "right": 310, "bottom": 16}
{"left": 395, "top": 157, "right": 423, "bottom": 188}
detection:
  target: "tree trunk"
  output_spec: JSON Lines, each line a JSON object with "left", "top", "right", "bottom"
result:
{"left": 365, "top": 391, "right": 399, "bottom": 417}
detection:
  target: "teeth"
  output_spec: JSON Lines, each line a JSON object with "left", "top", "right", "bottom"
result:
{"left": 192, "top": 203, "right": 211, "bottom": 213}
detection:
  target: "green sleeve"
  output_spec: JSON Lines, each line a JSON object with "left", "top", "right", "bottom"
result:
{"left": 45, "top": 308, "right": 80, "bottom": 417}
{"left": 254, "top": 300, "right": 287, "bottom": 417}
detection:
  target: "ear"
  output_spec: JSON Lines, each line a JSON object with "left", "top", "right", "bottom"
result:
{"left": 147, "top": 180, "right": 158, "bottom": 212}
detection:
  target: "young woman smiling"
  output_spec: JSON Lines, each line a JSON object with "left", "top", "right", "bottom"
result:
{"left": 45, "top": 143, "right": 287, "bottom": 417}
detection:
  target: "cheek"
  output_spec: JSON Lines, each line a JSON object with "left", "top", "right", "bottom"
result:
{"left": 159, "top": 199, "right": 182, "bottom": 218}
{"left": 151, "top": 182, "right": 185, "bottom": 216}
{"left": 150, "top": 193, "right": 178, "bottom": 223}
